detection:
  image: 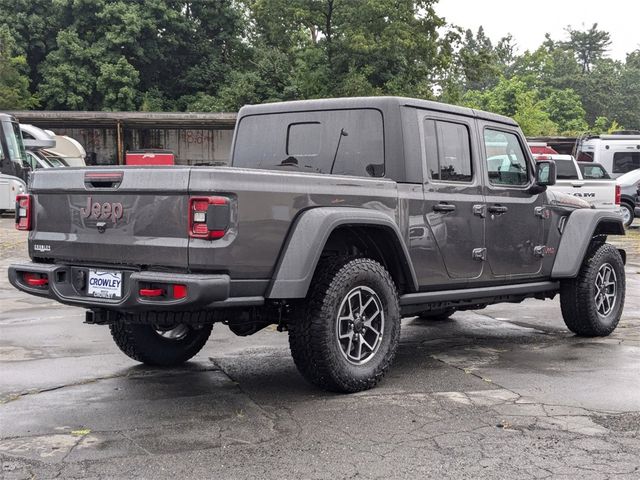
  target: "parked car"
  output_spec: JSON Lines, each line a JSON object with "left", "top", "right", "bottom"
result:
{"left": 533, "top": 154, "right": 620, "bottom": 213}
{"left": 21, "top": 124, "right": 70, "bottom": 170}
{"left": 575, "top": 133, "right": 640, "bottom": 178}
{"left": 9, "top": 97, "right": 627, "bottom": 393}
{"left": 616, "top": 169, "right": 640, "bottom": 226}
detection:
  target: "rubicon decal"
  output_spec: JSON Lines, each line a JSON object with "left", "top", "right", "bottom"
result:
{"left": 80, "top": 197, "right": 123, "bottom": 223}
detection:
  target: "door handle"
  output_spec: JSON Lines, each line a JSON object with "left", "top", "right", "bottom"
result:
{"left": 432, "top": 203, "right": 456, "bottom": 213}
{"left": 488, "top": 205, "right": 508, "bottom": 214}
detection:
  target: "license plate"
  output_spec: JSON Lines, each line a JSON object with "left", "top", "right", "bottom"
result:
{"left": 88, "top": 270, "right": 122, "bottom": 299}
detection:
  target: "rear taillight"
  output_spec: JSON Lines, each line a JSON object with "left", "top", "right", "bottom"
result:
{"left": 615, "top": 185, "right": 621, "bottom": 206}
{"left": 137, "top": 283, "right": 188, "bottom": 300}
{"left": 15, "top": 194, "right": 32, "bottom": 231}
{"left": 189, "top": 196, "right": 230, "bottom": 240}
{"left": 23, "top": 272, "right": 48, "bottom": 287}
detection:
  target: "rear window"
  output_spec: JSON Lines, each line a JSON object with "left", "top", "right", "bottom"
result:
{"left": 233, "top": 109, "right": 384, "bottom": 177}
{"left": 555, "top": 160, "right": 579, "bottom": 179}
{"left": 612, "top": 152, "right": 640, "bottom": 174}
{"left": 579, "top": 163, "right": 610, "bottom": 179}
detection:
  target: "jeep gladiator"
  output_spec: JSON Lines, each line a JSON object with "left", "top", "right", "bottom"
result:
{"left": 9, "top": 97, "right": 627, "bottom": 393}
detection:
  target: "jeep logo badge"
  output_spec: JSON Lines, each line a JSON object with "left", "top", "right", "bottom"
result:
{"left": 80, "top": 197, "right": 123, "bottom": 224}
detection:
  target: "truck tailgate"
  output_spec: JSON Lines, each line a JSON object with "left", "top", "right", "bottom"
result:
{"left": 552, "top": 179, "right": 617, "bottom": 210}
{"left": 29, "top": 167, "right": 191, "bottom": 268}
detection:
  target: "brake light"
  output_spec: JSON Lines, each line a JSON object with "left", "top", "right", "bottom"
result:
{"left": 15, "top": 194, "right": 32, "bottom": 231}
{"left": 23, "top": 272, "right": 48, "bottom": 287}
{"left": 189, "top": 196, "right": 230, "bottom": 239}
{"left": 615, "top": 185, "right": 621, "bottom": 205}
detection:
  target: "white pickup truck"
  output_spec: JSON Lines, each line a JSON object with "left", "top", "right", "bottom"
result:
{"left": 533, "top": 154, "right": 621, "bottom": 213}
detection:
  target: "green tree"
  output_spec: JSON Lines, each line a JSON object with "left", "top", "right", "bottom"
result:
{"left": 96, "top": 57, "right": 139, "bottom": 111}
{"left": 562, "top": 23, "right": 611, "bottom": 73}
{"left": 457, "top": 27, "right": 511, "bottom": 90}
{"left": 0, "top": 0, "right": 59, "bottom": 89}
{"left": 461, "top": 77, "right": 558, "bottom": 136}
{"left": 0, "top": 26, "right": 39, "bottom": 109}
{"left": 542, "top": 89, "right": 588, "bottom": 134}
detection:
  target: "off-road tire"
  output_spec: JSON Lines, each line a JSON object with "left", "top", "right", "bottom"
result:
{"left": 620, "top": 202, "right": 634, "bottom": 227}
{"left": 560, "top": 243, "right": 625, "bottom": 337}
{"left": 416, "top": 308, "right": 455, "bottom": 321}
{"left": 289, "top": 256, "right": 401, "bottom": 393}
{"left": 109, "top": 315, "right": 213, "bottom": 366}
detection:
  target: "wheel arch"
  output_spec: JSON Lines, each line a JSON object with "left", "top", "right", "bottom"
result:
{"left": 266, "top": 207, "right": 418, "bottom": 299}
{"left": 551, "top": 209, "right": 625, "bottom": 278}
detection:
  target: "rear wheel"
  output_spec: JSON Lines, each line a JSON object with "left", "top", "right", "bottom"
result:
{"left": 560, "top": 243, "right": 625, "bottom": 337}
{"left": 620, "top": 202, "right": 634, "bottom": 227}
{"left": 110, "top": 315, "right": 212, "bottom": 366}
{"left": 289, "top": 257, "right": 400, "bottom": 393}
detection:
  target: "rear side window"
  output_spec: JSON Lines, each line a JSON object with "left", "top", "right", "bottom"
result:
{"left": 555, "top": 160, "right": 579, "bottom": 179}
{"left": 233, "top": 109, "right": 384, "bottom": 177}
{"left": 612, "top": 152, "right": 640, "bottom": 174}
{"left": 424, "top": 119, "right": 473, "bottom": 182}
{"left": 484, "top": 129, "right": 529, "bottom": 186}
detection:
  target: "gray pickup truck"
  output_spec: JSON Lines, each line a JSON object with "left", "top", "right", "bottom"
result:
{"left": 9, "top": 97, "right": 627, "bottom": 393}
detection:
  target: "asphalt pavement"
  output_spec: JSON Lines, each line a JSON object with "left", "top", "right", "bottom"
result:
{"left": 0, "top": 215, "right": 639, "bottom": 479}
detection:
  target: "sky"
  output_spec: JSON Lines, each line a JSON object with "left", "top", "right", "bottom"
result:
{"left": 435, "top": 0, "right": 640, "bottom": 61}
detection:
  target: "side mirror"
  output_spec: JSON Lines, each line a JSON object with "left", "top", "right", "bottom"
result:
{"left": 535, "top": 160, "right": 556, "bottom": 186}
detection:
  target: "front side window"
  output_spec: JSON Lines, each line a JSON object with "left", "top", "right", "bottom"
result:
{"left": 612, "top": 152, "right": 640, "bottom": 174}
{"left": 484, "top": 129, "right": 529, "bottom": 186}
{"left": 424, "top": 119, "right": 473, "bottom": 182}
{"left": 233, "top": 109, "right": 384, "bottom": 177}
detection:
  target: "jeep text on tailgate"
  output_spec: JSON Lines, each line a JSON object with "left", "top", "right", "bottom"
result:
{"left": 9, "top": 97, "right": 627, "bottom": 393}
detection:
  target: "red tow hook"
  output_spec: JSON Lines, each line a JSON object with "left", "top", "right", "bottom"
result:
{"left": 23, "top": 272, "right": 48, "bottom": 287}
{"left": 139, "top": 288, "right": 164, "bottom": 297}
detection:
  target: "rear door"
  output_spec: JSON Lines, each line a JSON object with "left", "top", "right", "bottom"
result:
{"left": 30, "top": 167, "right": 191, "bottom": 269}
{"left": 420, "top": 112, "right": 485, "bottom": 285}
{"left": 480, "top": 125, "right": 545, "bottom": 277}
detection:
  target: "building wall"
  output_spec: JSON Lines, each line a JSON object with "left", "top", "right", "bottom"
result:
{"left": 52, "top": 127, "right": 234, "bottom": 166}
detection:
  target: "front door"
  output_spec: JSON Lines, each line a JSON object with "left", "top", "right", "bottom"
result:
{"left": 420, "top": 113, "right": 485, "bottom": 287}
{"left": 480, "top": 125, "right": 544, "bottom": 278}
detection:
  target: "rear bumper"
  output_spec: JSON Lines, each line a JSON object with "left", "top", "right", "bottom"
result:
{"left": 8, "top": 263, "right": 263, "bottom": 312}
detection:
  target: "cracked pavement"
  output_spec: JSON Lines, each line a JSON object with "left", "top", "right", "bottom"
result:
{"left": 0, "top": 216, "right": 639, "bottom": 479}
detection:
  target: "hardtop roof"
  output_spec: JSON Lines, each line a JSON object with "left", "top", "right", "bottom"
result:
{"left": 238, "top": 96, "right": 518, "bottom": 127}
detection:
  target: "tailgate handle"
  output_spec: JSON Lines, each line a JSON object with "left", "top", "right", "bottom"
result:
{"left": 85, "top": 171, "right": 123, "bottom": 189}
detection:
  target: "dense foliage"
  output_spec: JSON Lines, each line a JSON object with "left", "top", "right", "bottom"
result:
{"left": 0, "top": 0, "right": 638, "bottom": 135}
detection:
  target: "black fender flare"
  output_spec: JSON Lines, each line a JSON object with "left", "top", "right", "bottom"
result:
{"left": 266, "top": 207, "right": 418, "bottom": 299}
{"left": 551, "top": 209, "right": 625, "bottom": 278}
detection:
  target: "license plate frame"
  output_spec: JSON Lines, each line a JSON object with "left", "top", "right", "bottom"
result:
{"left": 87, "top": 270, "right": 123, "bottom": 299}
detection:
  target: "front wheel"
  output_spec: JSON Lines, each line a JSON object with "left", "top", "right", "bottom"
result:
{"left": 110, "top": 316, "right": 212, "bottom": 366}
{"left": 289, "top": 257, "right": 400, "bottom": 393}
{"left": 560, "top": 243, "right": 625, "bottom": 337}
